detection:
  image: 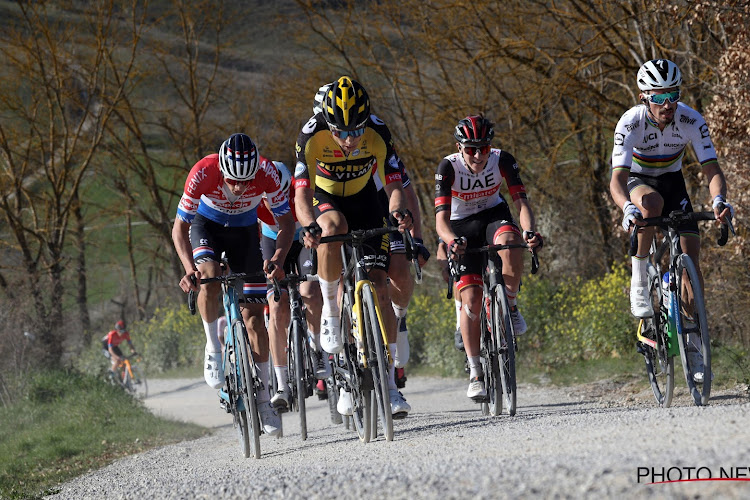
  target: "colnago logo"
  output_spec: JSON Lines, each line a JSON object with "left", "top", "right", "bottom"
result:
{"left": 186, "top": 166, "right": 209, "bottom": 195}
{"left": 454, "top": 184, "right": 500, "bottom": 201}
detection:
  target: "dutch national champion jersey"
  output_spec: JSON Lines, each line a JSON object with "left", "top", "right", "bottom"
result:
{"left": 294, "top": 113, "right": 402, "bottom": 197}
{"left": 434, "top": 148, "right": 526, "bottom": 220}
{"left": 176, "top": 154, "right": 289, "bottom": 227}
{"left": 611, "top": 102, "right": 718, "bottom": 176}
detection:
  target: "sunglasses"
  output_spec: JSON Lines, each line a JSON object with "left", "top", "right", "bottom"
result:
{"left": 644, "top": 90, "right": 680, "bottom": 105}
{"left": 330, "top": 126, "right": 366, "bottom": 139}
{"left": 225, "top": 178, "right": 251, "bottom": 187}
{"left": 462, "top": 144, "right": 491, "bottom": 156}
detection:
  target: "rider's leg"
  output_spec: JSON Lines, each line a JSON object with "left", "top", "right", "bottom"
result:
{"left": 317, "top": 210, "right": 348, "bottom": 354}
{"left": 492, "top": 225, "right": 527, "bottom": 334}
{"left": 628, "top": 185, "right": 663, "bottom": 317}
{"left": 242, "top": 302, "right": 273, "bottom": 403}
{"left": 387, "top": 252, "right": 412, "bottom": 367}
{"left": 267, "top": 289, "right": 291, "bottom": 394}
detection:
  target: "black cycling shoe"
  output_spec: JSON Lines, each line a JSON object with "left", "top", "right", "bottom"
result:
{"left": 454, "top": 328, "right": 465, "bottom": 352}
{"left": 395, "top": 367, "right": 407, "bottom": 389}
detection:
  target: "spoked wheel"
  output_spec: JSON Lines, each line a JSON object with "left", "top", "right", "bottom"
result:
{"left": 130, "top": 364, "right": 148, "bottom": 399}
{"left": 675, "top": 254, "right": 712, "bottom": 406}
{"left": 326, "top": 359, "right": 343, "bottom": 425}
{"left": 640, "top": 264, "right": 675, "bottom": 407}
{"left": 341, "top": 303, "right": 371, "bottom": 442}
{"left": 480, "top": 302, "right": 501, "bottom": 416}
{"left": 495, "top": 287, "right": 517, "bottom": 416}
{"left": 291, "top": 320, "right": 308, "bottom": 440}
{"left": 237, "top": 322, "right": 261, "bottom": 458}
{"left": 362, "top": 284, "right": 394, "bottom": 441}
{"left": 226, "top": 340, "right": 250, "bottom": 458}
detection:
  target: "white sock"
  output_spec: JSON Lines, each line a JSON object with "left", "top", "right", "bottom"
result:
{"left": 256, "top": 361, "right": 270, "bottom": 403}
{"left": 202, "top": 319, "right": 220, "bottom": 352}
{"left": 468, "top": 356, "right": 482, "bottom": 379}
{"left": 388, "top": 346, "right": 398, "bottom": 390}
{"left": 631, "top": 255, "right": 648, "bottom": 284}
{"left": 455, "top": 299, "right": 462, "bottom": 329}
{"left": 308, "top": 329, "right": 320, "bottom": 350}
{"left": 319, "top": 277, "right": 340, "bottom": 317}
{"left": 392, "top": 302, "right": 408, "bottom": 319}
{"left": 274, "top": 366, "right": 289, "bottom": 391}
{"left": 505, "top": 286, "right": 518, "bottom": 307}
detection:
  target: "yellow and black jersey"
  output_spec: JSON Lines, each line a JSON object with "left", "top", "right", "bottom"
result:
{"left": 293, "top": 113, "right": 402, "bottom": 197}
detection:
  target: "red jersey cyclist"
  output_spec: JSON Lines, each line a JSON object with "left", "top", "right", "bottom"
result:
{"left": 172, "top": 133, "right": 294, "bottom": 436}
{"left": 102, "top": 320, "right": 137, "bottom": 381}
{"left": 295, "top": 76, "right": 414, "bottom": 417}
{"left": 435, "top": 115, "right": 543, "bottom": 401}
{"left": 609, "top": 59, "right": 733, "bottom": 382}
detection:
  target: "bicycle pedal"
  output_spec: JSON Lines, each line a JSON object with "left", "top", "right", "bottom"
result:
{"left": 471, "top": 395, "right": 489, "bottom": 403}
{"left": 392, "top": 411, "right": 408, "bottom": 420}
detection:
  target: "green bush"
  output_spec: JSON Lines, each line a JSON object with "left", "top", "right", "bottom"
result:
{"left": 408, "top": 290, "right": 465, "bottom": 377}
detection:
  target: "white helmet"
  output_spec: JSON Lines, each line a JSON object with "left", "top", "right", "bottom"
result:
{"left": 637, "top": 59, "right": 682, "bottom": 91}
{"left": 272, "top": 161, "right": 292, "bottom": 193}
{"left": 312, "top": 83, "right": 332, "bottom": 115}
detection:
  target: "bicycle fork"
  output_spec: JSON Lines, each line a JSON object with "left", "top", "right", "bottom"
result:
{"left": 353, "top": 279, "right": 392, "bottom": 367}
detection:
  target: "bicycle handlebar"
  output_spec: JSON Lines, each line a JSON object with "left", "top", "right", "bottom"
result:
{"left": 628, "top": 209, "right": 733, "bottom": 257}
{"left": 186, "top": 271, "right": 267, "bottom": 314}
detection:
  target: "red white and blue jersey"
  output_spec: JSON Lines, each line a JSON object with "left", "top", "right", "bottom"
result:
{"left": 176, "top": 154, "right": 290, "bottom": 228}
{"left": 434, "top": 149, "right": 526, "bottom": 220}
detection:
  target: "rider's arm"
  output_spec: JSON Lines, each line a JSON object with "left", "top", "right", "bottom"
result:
{"left": 294, "top": 185, "right": 316, "bottom": 228}
{"left": 435, "top": 210, "right": 457, "bottom": 247}
{"left": 609, "top": 168, "right": 632, "bottom": 210}
{"left": 271, "top": 211, "right": 295, "bottom": 265}
{"left": 404, "top": 183, "right": 423, "bottom": 240}
{"left": 172, "top": 218, "right": 197, "bottom": 275}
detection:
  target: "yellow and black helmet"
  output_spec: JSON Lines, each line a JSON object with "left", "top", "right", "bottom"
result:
{"left": 321, "top": 76, "right": 370, "bottom": 131}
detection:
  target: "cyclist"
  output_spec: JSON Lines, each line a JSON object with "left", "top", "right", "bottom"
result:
{"left": 311, "top": 84, "right": 429, "bottom": 390}
{"left": 296, "top": 76, "right": 414, "bottom": 417}
{"left": 257, "top": 160, "right": 329, "bottom": 411}
{"left": 435, "top": 114, "right": 543, "bottom": 401}
{"left": 436, "top": 238, "right": 465, "bottom": 353}
{"left": 609, "top": 59, "right": 733, "bottom": 383}
{"left": 102, "top": 320, "right": 137, "bottom": 381}
{"left": 172, "top": 133, "right": 294, "bottom": 436}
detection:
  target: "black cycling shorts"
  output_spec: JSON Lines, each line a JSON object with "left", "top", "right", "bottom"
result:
{"left": 261, "top": 236, "right": 314, "bottom": 293}
{"left": 188, "top": 214, "right": 267, "bottom": 303}
{"left": 627, "top": 170, "right": 698, "bottom": 235}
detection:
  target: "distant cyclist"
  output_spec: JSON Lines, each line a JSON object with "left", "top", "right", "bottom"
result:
{"left": 172, "top": 133, "right": 294, "bottom": 436}
{"left": 609, "top": 59, "right": 733, "bottom": 382}
{"left": 296, "top": 76, "right": 413, "bottom": 417}
{"left": 102, "top": 320, "right": 137, "bottom": 381}
{"left": 435, "top": 114, "right": 543, "bottom": 401}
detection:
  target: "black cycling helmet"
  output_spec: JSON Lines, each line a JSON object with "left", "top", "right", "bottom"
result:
{"left": 322, "top": 76, "right": 370, "bottom": 131}
{"left": 218, "top": 133, "right": 259, "bottom": 181}
{"left": 454, "top": 115, "right": 495, "bottom": 145}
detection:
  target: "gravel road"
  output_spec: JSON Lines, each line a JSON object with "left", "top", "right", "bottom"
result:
{"left": 48, "top": 376, "right": 750, "bottom": 499}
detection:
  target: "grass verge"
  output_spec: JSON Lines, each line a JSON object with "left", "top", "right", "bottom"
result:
{"left": 0, "top": 369, "right": 208, "bottom": 500}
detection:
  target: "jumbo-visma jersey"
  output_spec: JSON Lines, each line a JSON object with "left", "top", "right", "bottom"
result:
{"left": 294, "top": 113, "right": 402, "bottom": 196}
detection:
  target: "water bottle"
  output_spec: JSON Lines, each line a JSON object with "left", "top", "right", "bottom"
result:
{"left": 661, "top": 272, "right": 670, "bottom": 307}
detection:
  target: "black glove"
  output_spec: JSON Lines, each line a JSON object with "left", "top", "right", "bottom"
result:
{"left": 414, "top": 237, "right": 431, "bottom": 262}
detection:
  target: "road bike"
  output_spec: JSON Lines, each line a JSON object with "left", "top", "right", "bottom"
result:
{"left": 269, "top": 269, "right": 320, "bottom": 441}
{"left": 117, "top": 354, "right": 148, "bottom": 399}
{"left": 448, "top": 241, "right": 539, "bottom": 417}
{"left": 188, "top": 270, "right": 267, "bottom": 458}
{"left": 320, "top": 226, "right": 420, "bottom": 442}
{"left": 631, "top": 209, "right": 732, "bottom": 407}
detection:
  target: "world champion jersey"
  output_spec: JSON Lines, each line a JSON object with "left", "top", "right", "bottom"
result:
{"left": 611, "top": 102, "right": 718, "bottom": 176}
{"left": 176, "top": 154, "right": 289, "bottom": 227}
{"left": 434, "top": 149, "right": 526, "bottom": 220}
{"left": 294, "top": 113, "right": 402, "bottom": 196}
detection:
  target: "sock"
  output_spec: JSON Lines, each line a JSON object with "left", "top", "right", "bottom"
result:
{"left": 274, "top": 366, "right": 289, "bottom": 391}
{"left": 388, "top": 347, "right": 398, "bottom": 390}
{"left": 468, "top": 356, "right": 482, "bottom": 379}
{"left": 256, "top": 361, "right": 270, "bottom": 403}
{"left": 455, "top": 299, "right": 462, "bottom": 329}
{"left": 308, "top": 329, "right": 320, "bottom": 350}
{"left": 392, "top": 302, "right": 408, "bottom": 319}
{"left": 505, "top": 286, "right": 518, "bottom": 307}
{"left": 319, "top": 277, "right": 340, "bottom": 317}
{"left": 202, "top": 319, "right": 220, "bottom": 352}
{"left": 631, "top": 255, "right": 648, "bottom": 284}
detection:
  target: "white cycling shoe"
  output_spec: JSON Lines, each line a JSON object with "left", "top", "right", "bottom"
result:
{"left": 389, "top": 389, "right": 411, "bottom": 415}
{"left": 337, "top": 388, "right": 353, "bottom": 416}
{"left": 630, "top": 283, "right": 654, "bottom": 318}
{"left": 320, "top": 316, "right": 343, "bottom": 354}
{"left": 258, "top": 401, "right": 281, "bottom": 436}
{"left": 204, "top": 348, "right": 223, "bottom": 389}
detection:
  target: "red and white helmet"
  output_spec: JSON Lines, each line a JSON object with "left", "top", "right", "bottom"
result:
{"left": 115, "top": 320, "right": 126, "bottom": 332}
{"left": 454, "top": 115, "right": 495, "bottom": 145}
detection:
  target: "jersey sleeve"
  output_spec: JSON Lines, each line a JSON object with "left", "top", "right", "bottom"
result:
{"left": 497, "top": 151, "right": 527, "bottom": 202}
{"left": 176, "top": 155, "right": 218, "bottom": 223}
{"left": 256, "top": 199, "right": 275, "bottom": 226}
{"left": 398, "top": 156, "right": 411, "bottom": 189}
{"left": 611, "top": 110, "right": 638, "bottom": 171}
{"left": 369, "top": 115, "right": 402, "bottom": 188}
{"left": 259, "top": 159, "right": 290, "bottom": 218}
{"left": 434, "top": 159, "right": 455, "bottom": 214}
{"left": 294, "top": 115, "right": 321, "bottom": 191}
{"left": 685, "top": 113, "right": 718, "bottom": 166}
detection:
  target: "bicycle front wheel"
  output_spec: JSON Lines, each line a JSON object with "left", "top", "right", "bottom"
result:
{"left": 362, "top": 283, "right": 394, "bottom": 441}
{"left": 495, "top": 285, "right": 517, "bottom": 416}
{"left": 480, "top": 295, "right": 501, "bottom": 416}
{"left": 640, "top": 263, "right": 674, "bottom": 407}
{"left": 341, "top": 296, "right": 371, "bottom": 442}
{"left": 291, "top": 319, "right": 308, "bottom": 440}
{"left": 237, "top": 322, "right": 262, "bottom": 458}
{"left": 675, "top": 254, "right": 711, "bottom": 406}
{"left": 130, "top": 364, "right": 148, "bottom": 399}
{"left": 226, "top": 337, "right": 250, "bottom": 458}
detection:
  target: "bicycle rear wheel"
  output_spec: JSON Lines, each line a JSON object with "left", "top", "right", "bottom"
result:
{"left": 291, "top": 319, "right": 308, "bottom": 440}
{"left": 130, "top": 364, "right": 148, "bottom": 399}
{"left": 495, "top": 285, "right": 517, "bottom": 416}
{"left": 480, "top": 296, "right": 501, "bottom": 416}
{"left": 362, "top": 284, "right": 394, "bottom": 441}
{"left": 640, "top": 263, "right": 674, "bottom": 407}
{"left": 675, "top": 254, "right": 711, "bottom": 406}
{"left": 237, "top": 322, "right": 261, "bottom": 458}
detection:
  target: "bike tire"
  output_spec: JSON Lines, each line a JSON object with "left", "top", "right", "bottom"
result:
{"left": 292, "top": 319, "right": 308, "bottom": 440}
{"left": 640, "top": 263, "right": 674, "bottom": 407}
{"left": 237, "top": 322, "right": 262, "bottom": 458}
{"left": 325, "top": 355, "right": 343, "bottom": 424}
{"left": 131, "top": 364, "right": 148, "bottom": 399}
{"left": 226, "top": 333, "right": 250, "bottom": 458}
{"left": 362, "top": 284, "right": 394, "bottom": 441}
{"left": 480, "top": 296, "right": 501, "bottom": 416}
{"left": 675, "top": 254, "right": 711, "bottom": 406}
{"left": 495, "top": 285, "right": 517, "bottom": 416}
{"left": 121, "top": 367, "right": 135, "bottom": 395}
{"left": 341, "top": 296, "right": 370, "bottom": 442}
